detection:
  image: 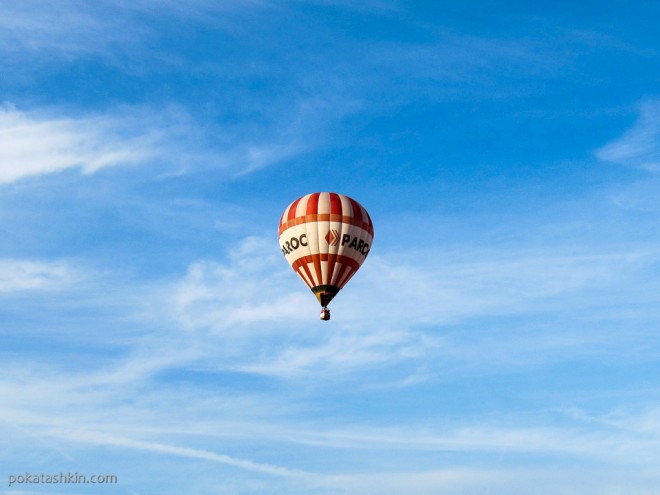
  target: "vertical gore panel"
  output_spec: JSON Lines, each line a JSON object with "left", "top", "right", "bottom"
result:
{"left": 317, "top": 192, "right": 331, "bottom": 214}
{"left": 303, "top": 193, "right": 321, "bottom": 286}
{"left": 364, "top": 206, "right": 374, "bottom": 235}
{"left": 287, "top": 197, "right": 303, "bottom": 223}
{"left": 326, "top": 193, "right": 343, "bottom": 284}
{"left": 348, "top": 197, "right": 363, "bottom": 224}
{"left": 316, "top": 193, "right": 331, "bottom": 286}
{"left": 333, "top": 262, "right": 351, "bottom": 288}
{"left": 298, "top": 264, "right": 314, "bottom": 289}
{"left": 329, "top": 193, "right": 343, "bottom": 216}
{"left": 306, "top": 192, "right": 320, "bottom": 216}
{"left": 294, "top": 194, "right": 309, "bottom": 218}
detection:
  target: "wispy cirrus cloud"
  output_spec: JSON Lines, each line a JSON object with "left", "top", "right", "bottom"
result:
{"left": 0, "top": 259, "right": 83, "bottom": 293}
{"left": 0, "top": 0, "right": 267, "bottom": 59}
{"left": 4, "top": 233, "right": 651, "bottom": 386}
{"left": 321, "top": 465, "right": 660, "bottom": 495}
{"left": 162, "top": 233, "right": 660, "bottom": 380}
{"left": 0, "top": 1, "right": 118, "bottom": 58}
{"left": 164, "top": 236, "right": 436, "bottom": 378}
{"left": 1, "top": 233, "right": 659, "bottom": 494}
{"left": 596, "top": 99, "right": 660, "bottom": 172}
{"left": 3, "top": 363, "right": 660, "bottom": 494}
{"left": 355, "top": 247, "right": 659, "bottom": 325}
{"left": 0, "top": 105, "right": 166, "bottom": 183}
{"left": 0, "top": 102, "right": 319, "bottom": 184}
{"left": 67, "top": 430, "right": 309, "bottom": 478}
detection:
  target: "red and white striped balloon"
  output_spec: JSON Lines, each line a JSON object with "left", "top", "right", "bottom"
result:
{"left": 278, "top": 192, "right": 374, "bottom": 308}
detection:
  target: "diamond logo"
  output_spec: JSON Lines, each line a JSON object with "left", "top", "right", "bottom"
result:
{"left": 325, "top": 229, "right": 340, "bottom": 246}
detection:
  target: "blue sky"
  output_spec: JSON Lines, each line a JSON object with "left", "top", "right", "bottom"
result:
{"left": 1, "top": 1, "right": 659, "bottom": 493}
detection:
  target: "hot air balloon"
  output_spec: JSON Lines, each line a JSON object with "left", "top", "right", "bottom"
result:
{"left": 278, "top": 192, "right": 374, "bottom": 320}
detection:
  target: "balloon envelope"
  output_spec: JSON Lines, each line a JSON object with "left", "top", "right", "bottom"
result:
{"left": 278, "top": 192, "right": 374, "bottom": 307}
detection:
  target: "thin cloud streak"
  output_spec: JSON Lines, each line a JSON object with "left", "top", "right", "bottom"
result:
{"left": 0, "top": 105, "right": 162, "bottom": 183}
{"left": 3, "top": 352, "right": 660, "bottom": 457}
{"left": 0, "top": 0, "right": 268, "bottom": 59}
{"left": 596, "top": 99, "right": 660, "bottom": 172}
{"left": 3, "top": 232, "right": 655, "bottom": 384}
{"left": 355, "top": 247, "right": 659, "bottom": 323}
{"left": 0, "top": 95, "right": 351, "bottom": 184}
{"left": 65, "top": 429, "right": 310, "bottom": 479}
{"left": 320, "top": 466, "right": 660, "bottom": 495}
{"left": 161, "top": 233, "right": 660, "bottom": 380}
{"left": 0, "top": 259, "right": 83, "bottom": 293}
{"left": 3, "top": 368, "right": 660, "bottom": 491}
{"left": 5, "top": 387, "right": 660, "bottom": 463}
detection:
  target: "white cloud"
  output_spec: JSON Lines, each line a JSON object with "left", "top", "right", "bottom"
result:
{"left": 228, "top": 95, "right": 363, "bottom": 176}
{"left": 0, "top": 105, "right": 165, "bottom": 183}
{"left": 2, "top": 371, "right": 660, "bottom": 494}
{"left": 596, "top": 100, "right": 660, "bottom": 172}
{"left": 165, "top": 236, "right": 436, "bottom": 378}
{"left": 64, "top": 429, "right": 309, "bottom": 478}
{"left": 0, "top": 2, "right": 114, "bottom": 58}
{"left": 1, "top": 235, "right": 657, "bottom": 493}
{"left": 320, "top": 465, "right": 660, "bottom": 495}
{"left": 0, "top": 0, "right": 266, "bottom": 60}
{"left": 163, "top": 234, "right": 660, "bottom": 380}
{"left": 0, "top": 98, "right": 344, "bottom": 184}
{"left": 171, "top": 237, "right": 311, "bottom": 332}
{"left": 0, "top": 259, "right": 82, "bottom": 293}
{"left": 3, "top": 235, "right": 653, "bottom": 386}
{"left": 350, "top": 247, "right": 658, "bottom": 326}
